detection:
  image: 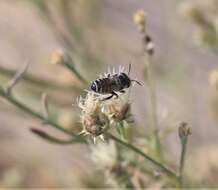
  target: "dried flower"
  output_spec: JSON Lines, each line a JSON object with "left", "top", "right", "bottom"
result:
{"left": 209, "top": 69, "right": 218, "bottom": 89}
{"left": 143, "top": 35, "right": 155, "bottom": 55}
{"left": 133, "top": 10, "right": 146, "bottom": 32}
{"left": 78, "top": 91, "right": 110, "bottom": 143}
{"left": 178, "top": 122, "right": 191, "bottom": 141}
{"left": 104, "top": 93, "right": 133, "bottom": 124}
{"left": 50, "top": 49, "right": 65, "bottom": 65}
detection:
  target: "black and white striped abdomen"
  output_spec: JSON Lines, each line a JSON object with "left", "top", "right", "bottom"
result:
{"left": 91, "top": 78, "right": 112, "bottom": 94}
{"left": 90, "top": 72, "right": 131, "bottom": 94}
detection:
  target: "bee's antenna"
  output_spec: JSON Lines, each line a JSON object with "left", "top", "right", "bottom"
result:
{"left": 131, "top": 79, "right": 142, "bottom": 86}
{"left": 128, "top": 63, "right": 131, "bottom": 76}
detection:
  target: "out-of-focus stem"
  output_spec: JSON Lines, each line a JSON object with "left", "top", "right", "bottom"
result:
{"left": 0, "top": 65, "right": 80, "bottom": 91}
{"left": 108, "top": 132, "right": 177, "bottom": 179}
{"left": 0, "top": 87, "right": 85, "bottom": 143}
{"left": 64, "top": 55, "right": 88, "bottom": 85}
{"left": 178, "top": 136, "right": 188, "bottom": 187}
{"left": 116, "top": 122, "right": 128, "bottom": 142}
{"left": 30, "top": 128, "right": 80, "bottom": 145}
{"left": 145, "top": 54, "right": 163, "bottom": 161}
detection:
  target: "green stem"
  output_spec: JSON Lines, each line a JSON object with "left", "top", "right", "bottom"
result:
{"left": 145, "top": 55, "right": 163, "bottom": 161}
{"left": 178, "top": 138, "right": 188, "bottom": 187}
{"left": 108, "top": 133, "right": 177, "bottom": 179}
{"left": 116, "top": 122, "right": 128, "bottom": 142}
{"left": 0, "top": 87, "right": 85, "bottom": 143}
{"left": 30, "top": 128, "right": 81, "bottom": 145}
{"left": 0, "top": 65, "right": 79, "bottom": 91}
{"left": 64, "top": 56, "right": 88, "bottom": 85}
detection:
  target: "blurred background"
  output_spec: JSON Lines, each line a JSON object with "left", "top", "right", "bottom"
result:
{"left": 0, "top": 0, "right": 218, "bottom": 188}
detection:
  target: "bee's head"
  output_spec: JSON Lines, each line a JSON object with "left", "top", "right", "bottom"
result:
{"left": 90, "top": 81, "right": 97, "bottom": 92}
{"left": 119, "top": 73, "right": 131, "bottom": 88}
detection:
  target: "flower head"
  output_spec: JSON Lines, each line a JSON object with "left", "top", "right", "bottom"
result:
{"left": 104, "top": 93, "right": 133, "bottom": 124}
{"left": 78, "top": 91, "right": 110, "bottom": 143}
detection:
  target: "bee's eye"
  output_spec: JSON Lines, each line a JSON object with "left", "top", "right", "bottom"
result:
{"left": 91, "top": 82, "right": 97, "bottom": 92}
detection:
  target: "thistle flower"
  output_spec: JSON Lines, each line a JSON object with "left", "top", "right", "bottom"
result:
{"left": 50, "top": 49, "right": 65, "bottom": 65}
{"left": 209, "top": 69, "right": 218, "bottom": 89}
{"left": 78, "top": 91, "right": 110, "bottom": 143}
{"left": 104, "top": 93, "right": 133, "bottom": 124}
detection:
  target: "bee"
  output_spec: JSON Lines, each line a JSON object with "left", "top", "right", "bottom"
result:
{"left": 90, "top": 64, "right": 141, "bottom": 100}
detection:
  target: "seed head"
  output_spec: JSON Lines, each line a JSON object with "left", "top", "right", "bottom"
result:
{"left": 178, "top": 122, "right": 191, "bottom": 141}
{"left": 105, "top": 94, "right": 133, "bottom": 124}
{"left": 78, "top": 91, "right": 101, "bottom": 114}
{"left": 78, "top": 91, "right": 110, "bottom": 143}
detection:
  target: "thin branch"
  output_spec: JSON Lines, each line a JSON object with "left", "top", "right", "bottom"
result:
{"left": 108, "top": 133, "right": 177, "bottom": 179}
{"left": 145, "top": 53, "right": 163, "bottom": 161}
{"left": 0, "top": 87, "right": 86, "bottom": 144}
{"left": 178, "top": 122, "right": 191, "bottom": 187}
{"left": 5, "top": 61, "right": 29, "bottom": 95}
{"left": 41, "top": 92, "right": 49, "bottom": 120}
{"left": 64, "top": 54, "right": 88, "bottom": 84}
{"left": 0, "top": 64, "right": 81, "bottom": 91}
{"left": 30, "top": 128, "right": 80, "bottom": 145}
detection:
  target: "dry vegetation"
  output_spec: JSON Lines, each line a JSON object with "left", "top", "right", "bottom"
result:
{"left": 0, "top": 0, "right": 218, "bottom": 189}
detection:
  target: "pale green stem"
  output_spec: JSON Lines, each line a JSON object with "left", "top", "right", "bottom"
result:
{"left": 64, "top": 55, "right": 88, "bottom": 85}
{"left": 178, "top": 138, "right": 188, "bottom": 188}
{"left": 108, "top": 132, "right": 177, "bottom": 179}
{"left": 0, "top": 65, "right": 81, "bottom": 91}
{"left": 145, "top": 55, "right": 163, "bottom": 161}
{"left": 0, "top": 87, "right": 85, "bottom": 143}
{"left": 116, "top": 121, "right": 128, "bottom": 142}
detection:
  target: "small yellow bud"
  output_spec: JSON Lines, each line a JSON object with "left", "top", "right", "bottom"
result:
{"left": 209, "top": 69, "right": 218, "bottom": 89}
{"left": 179, "top": 2, "right": 199, "bottom": 19}
{"left": 133, "top": 10, "right": 146, "bottom": 32}
{"left": 50, "top": 49, "right": 65, "bottom": 65}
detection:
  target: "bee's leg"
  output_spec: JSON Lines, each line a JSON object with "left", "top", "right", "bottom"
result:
{"left": 119, "top": 90, "right": 125, "bottom": 94}
{"left": 102, "top": 94, "right": 114, "bottom": 101}
{"left": 112, "top": 91, "right": 119, "bottom": 99}
{"left": 102, "top": 92, "right": 118, "bottom": 101}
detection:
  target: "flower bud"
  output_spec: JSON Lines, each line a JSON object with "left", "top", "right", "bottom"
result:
{"left": 178, "top": 122, "right": 191, "bottom": 140}
{"left": 50, "top": 49, "right": 65, "bottom": 65}
{"left": 133, "top": 10, "right": 146, "bottom": 32}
